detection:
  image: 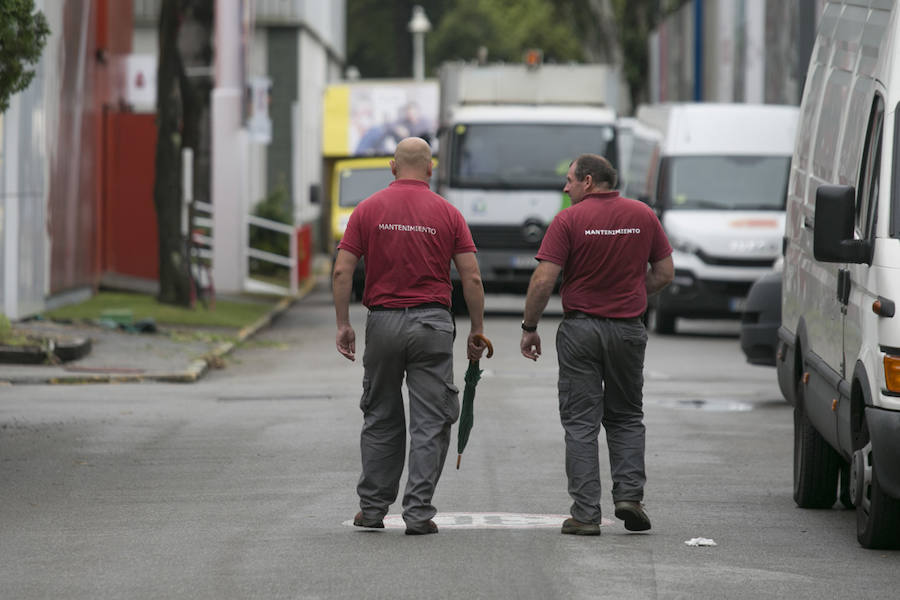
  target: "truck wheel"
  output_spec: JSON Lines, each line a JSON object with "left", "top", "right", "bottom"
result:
{"left": 793, "top": 402, "right": 840, "bottom": 508}
{"left": 651, "top": 309, "right": 676, "bottom": 334}
{"left": 851, "top": 436, "right": 900, "bottom": 549}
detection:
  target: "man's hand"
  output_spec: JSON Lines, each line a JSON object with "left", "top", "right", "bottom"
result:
{"left": 467, "top": 332, "right": 490, "bottom": 361}
{"left": 520, "top": 331, "right": 541, "bottom": 361}
{"left": 336, "top": 324, "right": 356, "bottom": 361}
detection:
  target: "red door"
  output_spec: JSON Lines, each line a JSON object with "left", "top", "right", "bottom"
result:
{"left": 101, "top": 111, "right": 159, "bottom": 282}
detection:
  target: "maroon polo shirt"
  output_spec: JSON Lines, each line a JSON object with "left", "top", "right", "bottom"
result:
{"left": 338, "top": 179, "right": 476, "bottom": 308}
{"left": 536, "top": 191, "right": 672, "bottom": 318}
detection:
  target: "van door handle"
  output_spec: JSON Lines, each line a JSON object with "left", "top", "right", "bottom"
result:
{"left": 803, "top": 216, "right": 814, "bottom": 230}
{"left": 837, "top": 269, "right": 851, "bottom": 305}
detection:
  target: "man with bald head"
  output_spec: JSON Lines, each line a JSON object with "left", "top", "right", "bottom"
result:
{"left": 333, "top": 137, "right": 486, "bottom": 535}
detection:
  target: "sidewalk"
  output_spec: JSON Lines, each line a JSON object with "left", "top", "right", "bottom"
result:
{"left": 0, "top": 278, "right": 316, "bottom": 386}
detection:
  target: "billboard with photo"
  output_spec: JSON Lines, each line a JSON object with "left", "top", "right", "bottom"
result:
{"left": 323, "top": 80, "right": 439, "bottom": 158}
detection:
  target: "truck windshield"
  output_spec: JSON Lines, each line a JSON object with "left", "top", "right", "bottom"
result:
{"left": 450, "top": 123, "right": 617, "bottom": 190}
{"left": 338, "top": 167, "right": 394, "bottom": 207}
{"left": 661, "top": 156, "right": 791, "bottom": 210}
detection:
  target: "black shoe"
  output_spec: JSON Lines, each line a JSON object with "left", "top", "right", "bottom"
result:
{"left": 561, "top": 518, "right": 601, "bottom": 536}
{"left": 405, "top": 520, "right": 439, "bottom": 535}
{"left": 614, "top": 501, "right": 651, "bottom": 532}
{"left": 353, "top": 511, "right": 384, "bottom": 529}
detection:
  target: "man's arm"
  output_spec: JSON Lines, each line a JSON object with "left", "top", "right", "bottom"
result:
{"left": 452, "top": 252, "right": 487, "bottom": 361}
{"left": 520, "top": 260, "right": 562, "bottom": 361}
{"left": 333, "top": 249, "right": 360, "bottom": 361}
{"left": 646, "top": 255, "right": 674, "bottom": 296}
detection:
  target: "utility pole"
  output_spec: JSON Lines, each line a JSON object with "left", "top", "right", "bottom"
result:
{"left": 408, "top": 5, "right": 431, "bottom": 81}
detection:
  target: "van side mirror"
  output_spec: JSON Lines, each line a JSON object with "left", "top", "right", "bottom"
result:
{"left": 813, "top": 185, "right": 871, "bottom": 264}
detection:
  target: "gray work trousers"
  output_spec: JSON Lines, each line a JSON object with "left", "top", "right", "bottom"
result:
{"left": 556, "top": 315, "right": 648, "bottom": 524}
{"left": 357, "top": 307, "right": 459, "bottom": 526}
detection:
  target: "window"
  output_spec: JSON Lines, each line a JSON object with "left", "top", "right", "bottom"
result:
{"left": 449, "top": 123, "right": 617, "bottom": 190}
{"left": 339, "top": 167, "right": 394, "bottom": 207}
{"left": 658, "top": 155, "right": 791, "bottom": 211}
{"left": 855, "top": 95, "right": 883, "bottom": 240}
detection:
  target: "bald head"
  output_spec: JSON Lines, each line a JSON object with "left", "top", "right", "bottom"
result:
{"left": 391, "top": 137, "right": 433, "bottom": 182}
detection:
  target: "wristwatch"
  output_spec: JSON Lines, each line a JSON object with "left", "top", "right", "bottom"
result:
{"left": 521, "top": 321, "right": 537, "bottom": 332}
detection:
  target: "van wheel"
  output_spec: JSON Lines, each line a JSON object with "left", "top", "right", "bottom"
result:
{"left": 793, "top": 401, "right": 840, "bottom": 508}
{"left": 852, "top": 432, "right": 900, "bottom": 548}
{"left": 651, "top": 309, "right": 676, "bottom": 334}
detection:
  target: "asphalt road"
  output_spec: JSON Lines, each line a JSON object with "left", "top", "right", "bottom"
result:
{"left": 1, "top": 285, "right": 897, "bottom": 599}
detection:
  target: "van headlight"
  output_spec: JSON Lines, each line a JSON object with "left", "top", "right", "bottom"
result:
{"left": 670, "top": 235, "right": 701, "bottom": 256}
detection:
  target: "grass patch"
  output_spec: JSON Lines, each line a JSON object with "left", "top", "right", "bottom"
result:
{"left": 0, "top": 314, "right": 32, "bottom": 345}
{"left": 43, "top": 291, "right": 279, "bottom": 330}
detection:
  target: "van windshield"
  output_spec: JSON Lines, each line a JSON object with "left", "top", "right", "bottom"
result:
{"left": 661, "top": 156, "right": 791, "bottom": 210}
{"left": 338, "top": 167, "right": 394, "bottom": 207}
{"left": 450, "top": 123, "right": 617, "bottom": 190}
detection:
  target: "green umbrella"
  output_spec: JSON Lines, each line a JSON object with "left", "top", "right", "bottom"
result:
{"left": 457, "top": 334, "right": 493, "bottom": 469}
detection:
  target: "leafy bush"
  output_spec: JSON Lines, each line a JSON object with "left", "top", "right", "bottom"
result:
{"left": 249, "top": 186, "right": 292, "bottom": 276}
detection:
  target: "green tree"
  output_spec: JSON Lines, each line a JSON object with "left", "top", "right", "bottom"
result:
{"left": 346, "top": 0, "right": 689, "bottom": 113}
{"left": 427, "top": 0, "right": 583, "bottom": 69}
{"left": 346, "top": 0, "right": 449, "bottom": 78}
{"left": 346, "top": 0, "right": 584, "bottom": 78}
{"left": 0, "top": 0, "right": 50, "bottom": 113}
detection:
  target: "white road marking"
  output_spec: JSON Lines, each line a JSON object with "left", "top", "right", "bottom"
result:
{"left": 344, "top": 512, "right": 615, "bottom": 529}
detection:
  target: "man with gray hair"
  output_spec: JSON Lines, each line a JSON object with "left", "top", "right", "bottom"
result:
{"left": 520, "top": 154, "right": 674, "bottom": 536}
{"left": 333, "top": 137, "right": 487, "bottom": 535}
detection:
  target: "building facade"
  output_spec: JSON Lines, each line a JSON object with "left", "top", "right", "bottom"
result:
{"left": 650, "top": 0, "right": 826, "bottom": 105}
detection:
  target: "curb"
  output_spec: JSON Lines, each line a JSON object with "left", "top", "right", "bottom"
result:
{"left": 0, "top": 275, "right": 316, "bottom": 386}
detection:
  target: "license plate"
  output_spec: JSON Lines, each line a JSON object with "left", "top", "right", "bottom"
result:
{"left": 510, "top": 255, "right": 537, "bottom": 268}
{"left": 729, "top": 297, "right": 747, "bottom": 312}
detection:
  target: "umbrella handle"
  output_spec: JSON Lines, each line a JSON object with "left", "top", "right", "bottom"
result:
{"left": 472, "top": 333, "right": 494, "bottom": 359}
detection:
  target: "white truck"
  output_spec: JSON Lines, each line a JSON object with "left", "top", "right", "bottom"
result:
{"left": 436, "top": 62, "right": 625, "bottom": 306}
{"left": 629, "top": 103, "right": 799, "bottom": 334}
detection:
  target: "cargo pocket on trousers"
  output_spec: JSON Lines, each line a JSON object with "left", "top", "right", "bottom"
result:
{"left": 620, "top": 323, "right": 648, "bottom": 371}
{"left": 557, "top": 379, "right": 572, "bottom": 421}
{"left": 359, "top": 376, "right": 372, "bottom": 412}
{"left": 444, "top": 381, "right": 460, "bottom": 423}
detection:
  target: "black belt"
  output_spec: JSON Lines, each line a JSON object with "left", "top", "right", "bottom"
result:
{"left": 369, "top": 302, "right": 450, "bottom": 312}
{"left": 564, "top": 311, "right": 641, "bottom": 322}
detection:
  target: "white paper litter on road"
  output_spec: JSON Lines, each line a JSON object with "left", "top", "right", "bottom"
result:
{"left": 684, "top": 537, "right": 717, "bottom": 547}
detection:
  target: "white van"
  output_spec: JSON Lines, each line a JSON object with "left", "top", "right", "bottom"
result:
{"left": 631, "top": 103, "right": 799, "bottom": 333}
{"left": 778, "top": 0, "right": 900, "bottom": 549}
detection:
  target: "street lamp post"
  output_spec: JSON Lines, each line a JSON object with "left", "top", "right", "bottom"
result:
{"left": 408, "top": 5, "right": 431, "bottom": 81}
